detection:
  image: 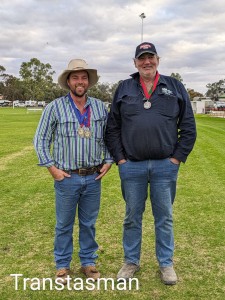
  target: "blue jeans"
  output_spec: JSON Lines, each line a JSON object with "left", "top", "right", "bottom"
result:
{"left": 54, "top": 173, "right": 101, "bottom": 269}
{"left": 118, "top": 158, "right": 179, "bottom": 267}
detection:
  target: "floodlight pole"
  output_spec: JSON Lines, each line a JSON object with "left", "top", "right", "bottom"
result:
{"left": 139, "top": 13, "right": 146, "bottom": 42}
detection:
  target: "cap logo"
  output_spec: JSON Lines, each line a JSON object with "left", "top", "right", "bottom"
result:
{"left": 140, "top": 44, "right": 151, "bottom": 49}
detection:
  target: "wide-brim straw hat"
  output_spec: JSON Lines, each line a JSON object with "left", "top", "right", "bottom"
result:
{"left": 58, "top": 59, "right": 98, "bottom": 90}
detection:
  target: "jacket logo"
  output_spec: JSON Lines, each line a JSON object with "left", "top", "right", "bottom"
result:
{"left": 162, "top": 88, "right": 173, "bottom": 96}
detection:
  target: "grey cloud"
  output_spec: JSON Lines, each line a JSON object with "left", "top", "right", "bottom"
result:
{"left": 1, "top": 0, "right": 225, "bottom": 94}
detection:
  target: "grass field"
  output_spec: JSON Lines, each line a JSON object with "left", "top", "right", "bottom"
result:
{"left": 0, "top": 107, "right": 225, "bottom": 300}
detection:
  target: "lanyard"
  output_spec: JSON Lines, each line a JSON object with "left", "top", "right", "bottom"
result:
{"left": 68, "top": 93, "right": 90, "bottom": 127}
{"left": 140, "top": 71, "right": 160, "bottom": 100}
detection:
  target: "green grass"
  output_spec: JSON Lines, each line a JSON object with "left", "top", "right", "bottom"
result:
{"left": 0, "top": 108, "right": 225, "bottom": 299}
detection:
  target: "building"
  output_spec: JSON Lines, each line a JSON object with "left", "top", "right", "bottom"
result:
{"left": 191, "top": 97, "right": 214, "bottom": 114}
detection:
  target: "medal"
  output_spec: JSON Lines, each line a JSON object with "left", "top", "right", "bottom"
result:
{"left": 84, "top": 128, "right": 91, "bottom": 138}
{"left": 68, "top": 94, "right": 92, "bottom": 139}
{"left": 78, "top": 127, "right": 91, "bottom": 138}
{"left": 144, "top": 101, "right": 151, "bottom": 109}
{"left": 78, "top": 127, "right": 84, "bottom": 137}
{"left": 140, "top": 72, "right": 160, "bottom": 110}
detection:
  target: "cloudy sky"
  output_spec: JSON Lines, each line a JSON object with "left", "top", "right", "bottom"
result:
{"left": 1, "top": 0, "right": 225, "bottom": 94}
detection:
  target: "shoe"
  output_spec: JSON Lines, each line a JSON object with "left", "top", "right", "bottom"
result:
{"left": 159, "top": 266, "right": 178, "bottom": 285}
{"left": 117, "top": 263, "right": 140, "bottom": 280}
{"left": 55, "top": 268, "right": 72, "bottom": 285}
{"left": 80, "top": 266, "right": 100, "bottom": 281}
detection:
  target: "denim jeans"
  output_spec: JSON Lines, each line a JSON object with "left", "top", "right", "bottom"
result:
{"left": 118, "top": 158, "right": 179, "bottom": 267}
{"left": 54, "top": 172, "right": 101, "bottom": 269}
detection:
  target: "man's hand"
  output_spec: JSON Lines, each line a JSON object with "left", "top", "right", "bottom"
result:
{"left": 95, "top": 163, "right": 112, "bottom": 180}
{"left": 48, "top": 165, "right": 71, "bottom": 181}
{"left": 118, "top": 159, "right": 127, "bottom": 165}
{"left": 169, "top": 158, "right": 180, "bottom": 165}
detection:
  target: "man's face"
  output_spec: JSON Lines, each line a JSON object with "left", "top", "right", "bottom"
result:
{"left": 134, "top": 53, "right": 159, "bottom": 78}
{"left": 67, "top": 70, "right": 89, "bottom": 97}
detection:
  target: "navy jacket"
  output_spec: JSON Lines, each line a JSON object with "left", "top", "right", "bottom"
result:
{"left": 105, "top": 72, "right": 196, "bottom": 163}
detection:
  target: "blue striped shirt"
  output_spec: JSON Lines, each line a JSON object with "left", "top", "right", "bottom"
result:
{"left": 34, "top": 94, "right": 113, "bottom": 170}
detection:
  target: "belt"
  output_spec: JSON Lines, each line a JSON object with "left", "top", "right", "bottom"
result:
{"left": 64, "top": 164, "right": 103, "bottom": 176}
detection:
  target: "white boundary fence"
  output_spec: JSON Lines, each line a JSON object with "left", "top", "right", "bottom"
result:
{"left": 26, "top": 108, "right": 43, "bottom": 113}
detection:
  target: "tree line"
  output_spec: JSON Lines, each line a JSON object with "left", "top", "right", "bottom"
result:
{"left": 0, "top": 58, "right": 120, "bottom": 103}
{"left": 0, "top": 58, "right": 224, "bottom": 103}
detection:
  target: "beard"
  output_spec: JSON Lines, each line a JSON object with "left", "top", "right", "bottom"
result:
{"left": 71, "top": 85, "right": 88, "bottom": 98}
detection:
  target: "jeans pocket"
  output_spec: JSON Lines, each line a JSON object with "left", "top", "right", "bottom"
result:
{"left": 54, "top": 176, "right": 65, "bottom": 182}
{"left": 118, "top": 160, "right": 130, "bottom": 179}
{"left": 118, "top": 160, "right": 128, "bottom": 166}
{"left": 168, "top": 158, "right": 180, "bottom": 166}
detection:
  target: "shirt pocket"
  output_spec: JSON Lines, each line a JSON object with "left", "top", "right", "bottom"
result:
{"left": 120, "top": 95, "right": 140, "bottom": 116}
{"left": 91, "top": 115, "right": 105, "bottom": 140}
{"left": 156, "top": 93, "right": 180, "bottom": 117}
{"left": 57, "top": 117, "right": 79, "bottom": 137}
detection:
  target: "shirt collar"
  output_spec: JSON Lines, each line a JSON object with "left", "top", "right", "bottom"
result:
{"left": 130, "top": 72, "right": 169, "bottom": 88}
{"left": 66, "top": 93, "right": 91, "bottom": 108}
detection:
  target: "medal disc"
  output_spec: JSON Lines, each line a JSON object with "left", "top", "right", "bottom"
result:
{"left": 78, "top": 127, "right": 84, "bottom": 137}
{"left": 84, "top": 129, "right": 91, "bottom": 138}
{"left": 144, "top": 101, "right": 151, "bottom": 109}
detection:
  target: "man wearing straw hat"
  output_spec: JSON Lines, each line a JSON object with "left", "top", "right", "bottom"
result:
{"left": 34, "top": 59, "right": 113, "bottom": 283}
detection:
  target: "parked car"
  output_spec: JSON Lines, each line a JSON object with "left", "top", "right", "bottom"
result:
{"left": 13, "top": 101, "right": 26, "bottom": 107}
{"left": 37, "top": 101, "right": 46, "bottom": 107}
{"left": 25, "top": 100, "right": 37, "bottom": 107}
{"left": 17, "top": 102, "right": 26, "bottom": 107}
{"left": 0, "top": 100, "right": 12, "bottom": 106}
{"left": 214, "top": 101, "right": 225, "bottom": 110}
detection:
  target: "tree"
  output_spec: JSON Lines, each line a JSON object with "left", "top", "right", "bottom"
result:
{"left": 3, "top": 75, "right": 24, "bottom": 100}
{"left": 0, "top": 65, "right": 6, "bottom": 96}
{"left": 205, "top": 79, "right": 225, "bottom": 101}
{"left": 0, "top": 65, "right": 5, "bottom": 75}
{"left": 0, "top": 66, "right": 24, "bottom": 100}
{"left": 19, "top": 58, "right": 56, "bottom": 101}
{"left": 187, "top": 89, "right": 203, "bottom": 101}
{"left": 170, "top": 73, "right": 183, "bottom": 83}
{"left": 89, "top": 82, "right": 111, "bottom": 102}
{"left": 48, "top": 82, "right": 66, "bottom": 101}
{"left": 89, "top": 81, "right": 122, "bottom": 103}
{"left": 109, "top": 81, "right": 122, "bottom": 101}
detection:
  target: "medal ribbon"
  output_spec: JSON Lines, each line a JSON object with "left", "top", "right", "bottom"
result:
{"left": 68, "top": 93, "right": 91, "bottom": 128}
{"left": 140, "top": 71, "right": 160, "bottom": 100}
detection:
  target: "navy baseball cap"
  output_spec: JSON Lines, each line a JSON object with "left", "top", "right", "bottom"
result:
{"left": 135, "top": 42, "right": 157, "bottom": 58}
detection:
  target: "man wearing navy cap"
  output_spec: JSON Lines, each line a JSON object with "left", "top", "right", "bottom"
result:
{"left": 105, "top": 42, "right": 196, "bottom": 285}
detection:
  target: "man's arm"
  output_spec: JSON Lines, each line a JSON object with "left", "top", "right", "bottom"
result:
{"left": 172, "top": 82, "right": 197, "bottom": 163}
{"left": 104, "top": 85, "right": 126, "bottom": 163}
{"left": 33, "top": 103, "right": 56, "bottom": 168}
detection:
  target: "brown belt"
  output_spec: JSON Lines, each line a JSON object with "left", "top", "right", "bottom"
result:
{"left": 64, "top": 164, "right": 102, "bottom": 176}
